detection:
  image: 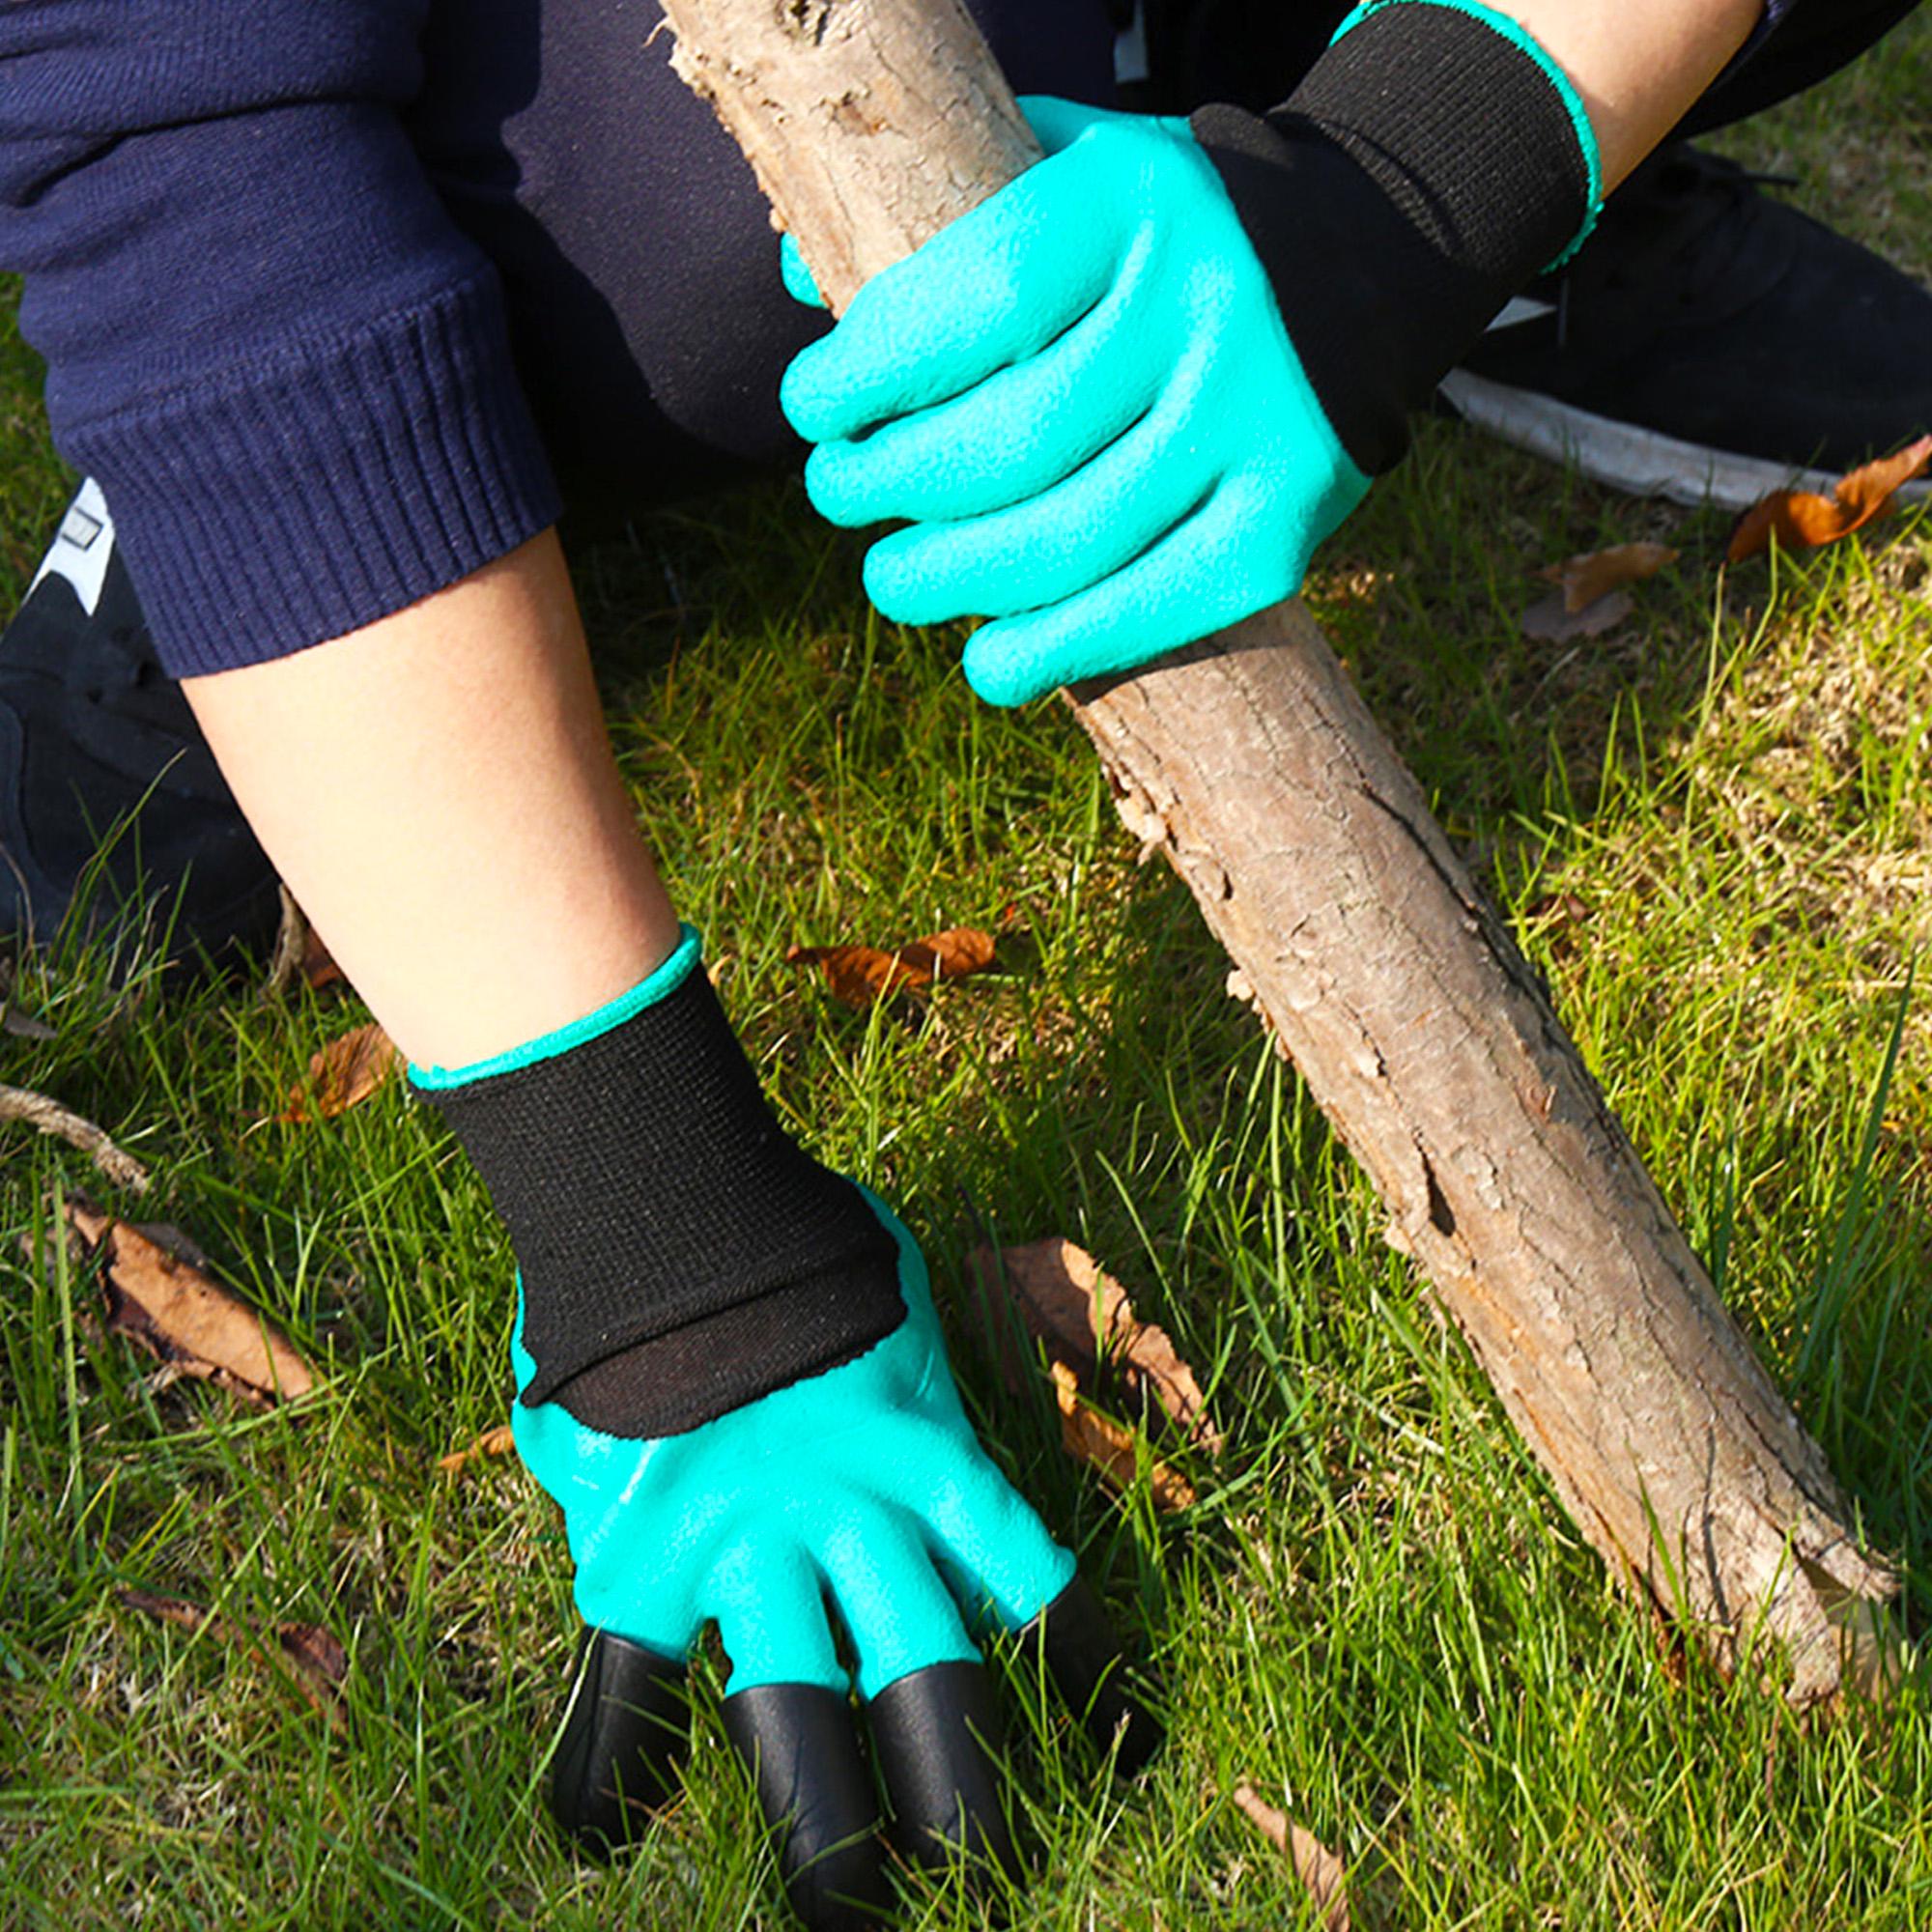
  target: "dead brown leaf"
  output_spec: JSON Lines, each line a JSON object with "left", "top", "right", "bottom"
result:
{"left": 68, "top": 1199, "right": 314, "bottom": 1405}
{"left": 280, "top": 1021, "right": 399, "bottom": 1122}
{"left": 1726, "top": 435, "right": 1932, "bottom": 562}
{"left": 1539, "top": 541, "right": 1680, "bottom": 612}
{"left": 117, "top": 1586, "right": 347, "bottom": 1731}
{"left": 276, "top": 1621, "right": 351, "bottom": 1718}
{"left": 438, "top": 1422, "right": 519, "bottom": 1476}
{"left": 1051, "top": 1362, "right": 1196, "bottom": 1512}
{"left": 1231, "top": 1782, "right": 1350, "bottom": 1932}
{"left": 969, "top": 1238, "right": 1222, "bottom": 1455}
{"left": 785, "top": 926, "right": 996, "bottom": 1008}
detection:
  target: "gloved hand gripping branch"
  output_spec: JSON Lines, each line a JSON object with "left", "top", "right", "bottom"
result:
{"left": 781, "top": 0, "right": 1602, "bottom": 706}
{"left": 410, "top": 927, "right": 1156, "bottom": 1929}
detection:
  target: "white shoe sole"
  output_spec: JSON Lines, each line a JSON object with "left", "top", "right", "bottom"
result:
{"left": 1438, "top": 369, "right": 1932, "bottom": 515}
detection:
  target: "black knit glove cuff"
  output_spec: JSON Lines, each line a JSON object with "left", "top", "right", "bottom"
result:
{"left": 1193, "top": 0, "right": 1600, "bottom": 475}
{"left": 412, "top": 938, "right": 903, "bottom": 1436}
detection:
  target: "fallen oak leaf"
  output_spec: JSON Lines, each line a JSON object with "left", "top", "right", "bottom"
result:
{"left": 67, "top": 1198, "right": 314, "bottom": 1405}
{"left": 785, "top": 926, "right": 996, "bottom": 1009}
{"left": 438, "top": 1422, "right": 519, "bottom": 1476}
{"left": 1726, "top": 435, "right": 1932, "bottom": 562}
{"left": 968, "top": 1238, "right": 1222, "bottom": 1456}
{"left": 280, "top": 1021, "right": 399, "bottom": 1122}
{"left": 1231, "top": 1782, "right": 1350, "bottom": 1932}
{"left": 1538, "top": 540, "right": 1679, "bottom": 613}
{"left": 784, "top": 944, "right": 921, "bottom": 1007}
{"left": 121, "top": 1219, "right": 214, "bottom": 1270}
{"left": 894, "top": 926, "right": 996, "bottom": 980}
{"left": 1051, "top": 1362, "right": 1196, "bottom": 1512}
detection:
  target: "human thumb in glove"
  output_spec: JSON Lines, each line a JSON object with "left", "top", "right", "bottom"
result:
{"left": 781, "top": 1, "right": 1601, "bottom": 707}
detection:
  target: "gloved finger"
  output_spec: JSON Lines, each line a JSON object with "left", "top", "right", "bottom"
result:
{"left": 814, "top": 1506, "right": 980, "bottom": 1702}
{"left": 549, "top": 1629, "right": 692, "bottom": 1853}
{"left": 781, "top": 232, "right": 828, "bottom": 309}
{"left": 821, "top": 1509, "right": 1015, "bottom": 1886}
{"left": 711, "top": 1538, "right": 848, "bottom": 1696}
{"left": 920, "top": 1448, "right": 1159, "bottom": 1775}
{"left": 802, "top": 276, "right": 1155, "bottom": 528}
{"left": 960, "top": 478, "right": 1294, "bottom": 705}
{"left": 921, "top": 1440, "right": 1078, "bottom": 1635}
{"left": 724, "top": 1682, "right": 894, "bottom": 1932}
{"left": 780, "top": 163, "right": 1115, "bottom": 444}
{"left": 1019, "top": 1576, "right": 1163, "bottom": 1776}
{"left": 860, "top": 403, "right": 1210, "bottom": 629}
{"left": 867, "top": 1659, "right": 1017, "bottom": 1882}
{"left": 918, "top": 1452, "right": 1158, "bottom": 1765}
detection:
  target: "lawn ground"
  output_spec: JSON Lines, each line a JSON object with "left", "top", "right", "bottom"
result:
{"left": 3, "top": 22, "right": 1931, "bottom": 1929}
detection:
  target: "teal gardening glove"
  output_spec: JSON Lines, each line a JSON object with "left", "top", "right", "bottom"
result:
{"left": 781, "top": 1, "right": 1603, "bottom": 707}
{"left": 412, "top": 927, "right": 1155, "bottom": 1930}
{"left": 781, "top": 96, "right": 1371, "bottom": 708}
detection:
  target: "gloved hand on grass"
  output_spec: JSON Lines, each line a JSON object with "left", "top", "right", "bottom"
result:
{"left": 411, "top": 926, "right": 1156, "bottom": 1931}
{"left": 781, "top": 0, "right": 1603, "bottom": 708}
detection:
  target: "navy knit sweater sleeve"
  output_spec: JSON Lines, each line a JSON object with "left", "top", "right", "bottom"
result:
{"left": 0, "top": 2, "right": 560, "bottom": 677}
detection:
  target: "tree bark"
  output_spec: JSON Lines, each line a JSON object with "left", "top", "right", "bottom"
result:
{"left": 658, "top": 0, "right": 1899, "bottom": 1704}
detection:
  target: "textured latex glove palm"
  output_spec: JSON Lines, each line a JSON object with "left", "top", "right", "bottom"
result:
{"left": 514, "top": 1192, "right": 1073, "bottom": 1699}
{"left": 781, "top": 97, "right": 1370, "bottom": 706}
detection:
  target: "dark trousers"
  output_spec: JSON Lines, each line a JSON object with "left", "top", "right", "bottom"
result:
{"left": 411, "top": 0, "right": 1918, "bottom": 510}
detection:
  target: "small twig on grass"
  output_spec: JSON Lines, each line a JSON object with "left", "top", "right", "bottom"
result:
{"left": 1231, "top": 1782, "right": 1350, "bottom": 1931}
{"left": 0, "top": 1083, "right": 151, "bottom": 1193}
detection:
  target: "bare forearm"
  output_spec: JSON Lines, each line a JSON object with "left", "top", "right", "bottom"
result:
{"left": 184, "top": 530, "right": 679, "bottom": 1070}
{"left": 1503, "top": 0, "right": 1764, "bottom": 188}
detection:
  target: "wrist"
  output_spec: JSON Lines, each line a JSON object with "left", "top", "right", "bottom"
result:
{"left": 412, "top": 928, "right": 905, "bottom": 1435}
{"left": 1193, "top": 0, "right": 1600, "bottom": 475}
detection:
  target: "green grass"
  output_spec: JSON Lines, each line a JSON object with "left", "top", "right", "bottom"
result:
{"left": 5, "top": 25, "right": 1932, "bottom": 1928}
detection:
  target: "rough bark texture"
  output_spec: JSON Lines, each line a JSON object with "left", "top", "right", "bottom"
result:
{"left": 659, "top": 0, "right": 1898, "bottom": 1703}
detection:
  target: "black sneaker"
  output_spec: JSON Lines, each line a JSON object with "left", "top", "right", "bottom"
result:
{"left": 0, "top": 480, "right": 280, "bottom": 966}
{"left": 1442, "top": 143, "right": 1932, "bottom": 510}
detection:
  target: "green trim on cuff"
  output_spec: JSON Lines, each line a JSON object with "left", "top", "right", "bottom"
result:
{"left": 409, "top": 923, "right": 704, "bottom": 1089}
{"left": 1330, "top": 0, "right": 1604, "bottom": 267}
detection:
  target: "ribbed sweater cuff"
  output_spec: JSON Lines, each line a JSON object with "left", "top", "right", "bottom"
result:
{"left": 65, "top": 271, "right": 562, "bottom": 679}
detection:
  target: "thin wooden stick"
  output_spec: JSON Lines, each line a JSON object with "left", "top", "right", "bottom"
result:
{"left": 0, "top": 1083, "right": 151, "bottom": 1193}
{"left": 658, "top": 0, "right": 1899, "bottom": 1704}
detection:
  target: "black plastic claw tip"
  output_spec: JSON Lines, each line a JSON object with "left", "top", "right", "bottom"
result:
{"left": 867, "top": 1660, "right": 1019, "bottom": 1884}
{"left": 551, "top": 1629, "right": 691, "bottom": 1853}
{"left": 723, "top": 1681, "right": 894, "bottom": 1932}
{"left": 1024, "top": 1577, "right": 1163, "bottom": 1776}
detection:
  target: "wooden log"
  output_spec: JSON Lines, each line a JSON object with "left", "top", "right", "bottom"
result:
{"left": 658, "top": 0, "right": 1899, "bottom": 1704}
